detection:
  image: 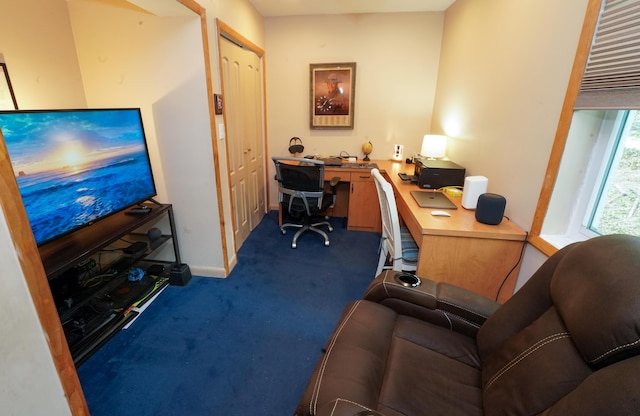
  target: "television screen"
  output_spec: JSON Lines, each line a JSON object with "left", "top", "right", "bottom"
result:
{"left": 0, "top": 108, "right": 157, "bottom": 245}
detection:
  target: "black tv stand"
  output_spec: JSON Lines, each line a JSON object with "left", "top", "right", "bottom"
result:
{"left": 39, "top": 202, "right": 185, "bottom": 366}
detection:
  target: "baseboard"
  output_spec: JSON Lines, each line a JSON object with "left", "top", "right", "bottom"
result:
{"left": 189, "top": 265, "right": 227, "bottom": 278}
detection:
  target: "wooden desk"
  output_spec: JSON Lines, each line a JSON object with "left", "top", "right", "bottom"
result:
{"left": 277, "top": 161, "right": 382, "bottom": 233}
{"left": 276, "top": 159, "right": 526, "bottom": 301}
{"left": 376, "top": 160, "right": 527, "bottom": 303}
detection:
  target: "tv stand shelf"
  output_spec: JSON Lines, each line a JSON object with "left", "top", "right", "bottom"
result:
{"left": 40, "top": 203, "right": 179, "bottom": 280}
{"left": 39, "top": 202, "right": 185, "bottom": 366}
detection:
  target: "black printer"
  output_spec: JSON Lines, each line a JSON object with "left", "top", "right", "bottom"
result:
{"left": 414, "top": 159, "right": 465, "bottom": 189}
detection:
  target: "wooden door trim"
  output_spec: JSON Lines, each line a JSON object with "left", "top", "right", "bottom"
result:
{"left": 0, "top": 133, "right": 89, "bottom": 414}
{"left": 178, "top": 0, "right": 230, "bottom": 273}
{"left": 216, "top": 19, "right": 269, "bottom": 254}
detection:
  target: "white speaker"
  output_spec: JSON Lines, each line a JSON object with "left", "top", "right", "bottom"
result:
{"left": 462, "top": 176, "right": 488, "bottom": 209}
{"left": 392, "top": 144, "right": 404, "bottom": 161}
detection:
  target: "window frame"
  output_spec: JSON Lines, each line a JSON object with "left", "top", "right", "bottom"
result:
{"left": 529, "top": 0, "right": 604, "bottom": 256}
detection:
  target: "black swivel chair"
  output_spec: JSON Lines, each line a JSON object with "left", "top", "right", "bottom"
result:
{"left": 273, "top": 157, "right": 340, "bottom": 248}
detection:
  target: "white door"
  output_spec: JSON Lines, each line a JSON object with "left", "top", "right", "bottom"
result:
{"left": 220, "top": 37, "right": 266, "bottom": 248}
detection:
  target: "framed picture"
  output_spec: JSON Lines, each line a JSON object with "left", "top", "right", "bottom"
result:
{"left": 310, "top": 62, "right": 356, "bottom": 129}
{"left": 214, "top": 93, "right": 223, "bottom": 115}
{"left": 0, "top": 63, "right": 18, "bottom": 110}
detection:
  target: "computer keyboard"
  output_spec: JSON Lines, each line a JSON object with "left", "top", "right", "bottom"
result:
{"left": 342, "top": 162, "right": 378, "bottom": 169}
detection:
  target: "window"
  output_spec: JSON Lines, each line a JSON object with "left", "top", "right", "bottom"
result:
{"left": 585, "top": 110, "right": 640, "bottom": 236}
{"left": 530, "top": 0, "right": 640, "bottom": 255}
{"left": 540, "top": 109, "right": 640, "bottom": 248}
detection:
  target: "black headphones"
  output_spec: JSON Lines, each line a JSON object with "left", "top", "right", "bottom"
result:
{"left": 288, "top": 137, "right": 305, "bottom": 154}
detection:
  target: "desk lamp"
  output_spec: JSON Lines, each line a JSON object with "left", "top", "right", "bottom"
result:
{"left": 420, "top": 134, "right": 447, "bottom": 159}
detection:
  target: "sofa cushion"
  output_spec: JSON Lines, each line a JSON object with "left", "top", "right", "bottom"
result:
{"left": 302, "top": 300, "right": 483, "bottom": 416}
{"left": 379, "top": 316, "right": 482, "bottom": 415}
{"left": 550, "top": 234, "right": 640, "bottom": 368}
{"left": 304, "top": 301, "right": 396, "bottom": 415}
{"left": 481, "top": 307, "right": 592, "bottom": 415}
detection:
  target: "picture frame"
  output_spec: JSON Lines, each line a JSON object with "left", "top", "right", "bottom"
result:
{"left": 310, "top": 62, "right": 356, "bottom": 129}
{"left": 0, "top": 63, "right": 18, "bottom": 110}
{"left": 214, "top": 93, "right": 223, "bottom": 115}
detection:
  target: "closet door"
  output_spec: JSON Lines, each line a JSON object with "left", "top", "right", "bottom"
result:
{"left": 220, "top": 36, "right": 266, "bottom": 248}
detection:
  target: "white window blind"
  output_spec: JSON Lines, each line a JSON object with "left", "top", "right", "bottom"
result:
{"left": 576, "top": 0, "right": 640, "bottom": 109}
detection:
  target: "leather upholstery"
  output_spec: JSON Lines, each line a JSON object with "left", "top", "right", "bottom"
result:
{"left": 293, "top": 235, "right": 640, "bottom": 416}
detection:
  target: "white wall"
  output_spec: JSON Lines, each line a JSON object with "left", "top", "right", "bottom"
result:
{"left": 67, "top": 0, "right": 227, "bottom": 277}
{"left": 0, "top": 0, "right": 86, "bottom": 109}
{"left": 432, "top": 0, "right": 590, "bottom": 284}
{"left": 67, "top": 0, "right": 266, "bottom": 276}
{"left": 0, "top": 0, "right": 84, "bottom": 412}
{"left": 264, "top": 12, "right": 444, "bottom": 208}
{"left": 0, "top": 209, "right": 71, "bottom": 416}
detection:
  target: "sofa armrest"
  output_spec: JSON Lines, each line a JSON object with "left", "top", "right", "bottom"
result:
{"left": 362, "top": 270, "right": 500, "bottom": 336}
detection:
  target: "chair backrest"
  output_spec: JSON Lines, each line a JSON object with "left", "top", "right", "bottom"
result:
{"left": 371, "top": 168, "right": 403, "bottom": 270}
{"left": 477, "top": 234, "right": 640, "bottom": 414}
{"left": 273, "top": 157, "right": 325, "bottom": 214}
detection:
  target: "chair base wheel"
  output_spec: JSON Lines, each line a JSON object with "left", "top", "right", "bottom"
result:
{"left": 281, "top": 220, "right": 333, "bottom": 248}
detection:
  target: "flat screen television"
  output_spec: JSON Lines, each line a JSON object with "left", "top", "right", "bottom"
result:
{"left": 0, "top": 108, "right": 157, "bottom": 246}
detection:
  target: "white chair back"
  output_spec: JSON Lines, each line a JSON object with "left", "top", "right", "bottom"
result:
{"left": 371, "top": 168, "right": 417, "bottom": 275}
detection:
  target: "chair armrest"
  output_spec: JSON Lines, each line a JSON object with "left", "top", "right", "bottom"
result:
{"left": 362, "top": 270, "right": 500, "bottom": 337}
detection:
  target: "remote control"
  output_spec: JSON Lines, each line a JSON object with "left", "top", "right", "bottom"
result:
{"left": 125, "top": 206, "right": 152, "bottom": 215}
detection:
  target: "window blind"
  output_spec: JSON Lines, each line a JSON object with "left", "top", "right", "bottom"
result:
{"left": 575, "top": 0, "right": 640, "bottom": 109}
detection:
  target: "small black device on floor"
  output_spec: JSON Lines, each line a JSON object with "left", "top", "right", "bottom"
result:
{"left": 170, "top": 263, "right": 192, "bottom": 286}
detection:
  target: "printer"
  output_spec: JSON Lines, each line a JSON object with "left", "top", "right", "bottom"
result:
{"left": 414, "top": 159, "right": 466, "bottom": 189}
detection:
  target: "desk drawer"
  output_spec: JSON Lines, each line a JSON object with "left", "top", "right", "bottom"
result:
{"left": 324, "top": 169, "right": 350, "bottom": 182}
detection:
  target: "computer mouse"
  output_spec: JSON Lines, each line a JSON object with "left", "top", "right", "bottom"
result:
{"left": 431, "top": 210, "right": 451, "bottom": 217}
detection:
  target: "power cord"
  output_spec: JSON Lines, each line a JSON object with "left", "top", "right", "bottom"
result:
{"left": 495, "top": 231, "right": 529, "bottom": 301}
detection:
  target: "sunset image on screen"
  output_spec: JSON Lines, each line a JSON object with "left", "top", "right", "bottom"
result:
{"left": 0, "top": 109, "right": 156, "bottom": 244}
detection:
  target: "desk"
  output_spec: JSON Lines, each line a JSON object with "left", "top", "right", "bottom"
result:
{"left": 277, "top": 161, "right": 382, "bottom": 232}
{"left": 276, "top": 159, "right": 527, "bottom": 302}
{"left": 324, "top": 162, "right": 381, "bottom": 232}
{"left": 377, "top": 160, "right": 527, "bottom": 303}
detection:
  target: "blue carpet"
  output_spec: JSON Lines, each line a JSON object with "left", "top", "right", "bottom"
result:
{"left": 77, "top": 211, "right": 380, "bottom": 415}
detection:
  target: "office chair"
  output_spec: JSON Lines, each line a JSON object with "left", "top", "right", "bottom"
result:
{"left": 371, "top": 168, "right": 418, "bottom": 275}
{"left": 273, "top": 157, "right": 340, "bottom": 248}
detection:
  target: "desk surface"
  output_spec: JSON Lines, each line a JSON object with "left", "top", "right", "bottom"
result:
{"left": 324, "top": 160, "right": 527, "bottom": 302}
{"left": 355, "top": 160, "right": 527, "bottom": 241}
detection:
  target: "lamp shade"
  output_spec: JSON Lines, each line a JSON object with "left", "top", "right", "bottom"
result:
{"left": 420, "top": 134, "right": 447, "bottom": 158}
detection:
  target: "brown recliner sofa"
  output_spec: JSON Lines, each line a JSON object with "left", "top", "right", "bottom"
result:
{"left": 294, "top": 234, "right": 640, "bottom": 415}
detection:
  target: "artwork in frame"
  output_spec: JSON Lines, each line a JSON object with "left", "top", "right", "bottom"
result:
{"left": 310, "top": 62, "right": 356, "bottom": 129}
{"left": 0, "top": 63, "right": 18, "bottom": 110}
